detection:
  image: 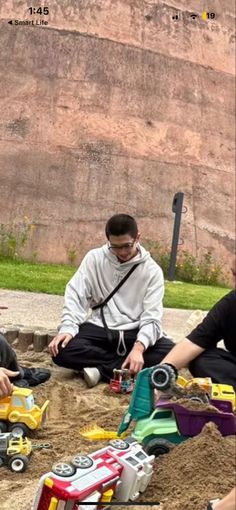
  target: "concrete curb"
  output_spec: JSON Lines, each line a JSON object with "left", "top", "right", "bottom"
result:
{"left": 0, "top": 325, "right": 57, "bottom": 352}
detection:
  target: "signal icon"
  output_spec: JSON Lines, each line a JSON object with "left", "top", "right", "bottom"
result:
{"left": 172, "top": 14, "right": 179, "bottom": 21}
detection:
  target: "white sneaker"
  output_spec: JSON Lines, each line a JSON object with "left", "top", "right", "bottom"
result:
{"left": 83, "top": 367, "right": 101, "bottom": 388}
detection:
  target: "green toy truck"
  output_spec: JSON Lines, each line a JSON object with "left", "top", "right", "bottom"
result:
{"left": 117, "top": 365, "right": 236, "bottom": 456}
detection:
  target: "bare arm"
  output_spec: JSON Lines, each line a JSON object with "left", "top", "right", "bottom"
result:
{"left": 211, "top": 487, "right": 236, "bottom": 510}
{"left": 161, "top": 338, "right": 205, "bottom": 370}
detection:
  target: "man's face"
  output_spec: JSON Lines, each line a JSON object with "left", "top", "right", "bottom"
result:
{"left": 108, "top": 234, "right": 140, "bottom": 262}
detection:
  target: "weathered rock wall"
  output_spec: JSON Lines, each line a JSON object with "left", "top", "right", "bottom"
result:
{"left": 0, "top": 1, "right": 235, "bottom": 269}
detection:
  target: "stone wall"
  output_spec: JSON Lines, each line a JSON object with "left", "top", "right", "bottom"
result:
{"left": 0, "top": 1, "right": 235, "bottom": 270}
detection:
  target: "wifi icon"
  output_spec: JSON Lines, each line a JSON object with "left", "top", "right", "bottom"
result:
{"left": 190, "top": 13, "right": 198, "bottom": 19}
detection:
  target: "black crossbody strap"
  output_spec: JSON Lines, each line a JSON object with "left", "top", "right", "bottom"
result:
{"left": 91, "top": 263, "right": 139, "bottom": 343}
{"left": 100, "top": 306, "right": 113, "bottom": 342}
{"left": 92, "top": 263, "right": 139, "bottom": 311}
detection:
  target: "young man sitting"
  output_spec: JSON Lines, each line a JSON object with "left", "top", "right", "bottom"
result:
{"left": 49, "top": 214, "right": 174, "bottom": 387}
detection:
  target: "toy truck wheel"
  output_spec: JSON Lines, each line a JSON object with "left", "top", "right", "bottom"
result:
{"left": 109, "top": 439, "right": 129, "bottom": 450}
{"left": 124, "top": 436, "right": 137, "bottom": 445}
{"left": 52, "top": 462, "right": 76, "bottom": 477}
{"left": 72, "top": 455, "right": 94, "bottom": 469}
{"left": 189, "top": 395, "right": 209, "bottom": 404}
{"left": 0, "top": 421, "right": 7, "bottom": 433}
{"left": 150, "top": 364, "right": 176, "bottom": 391}
{"left": 9, "top": 454, "right": 29, "bottom": 473}
{"left": 8, "top": 423, "right": 30, "bottom": 438}
{"left": 143, "top": 438, "right": 173, "bottom": 457}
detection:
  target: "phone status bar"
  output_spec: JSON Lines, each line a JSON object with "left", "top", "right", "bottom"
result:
{"left": 172, "top": 11, "right": 216, "bottom": 21}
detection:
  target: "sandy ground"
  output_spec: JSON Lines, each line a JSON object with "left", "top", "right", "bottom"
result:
{"left": 1, "top": 358, "right": 235, "bottom": 510}
{"left": 0, "top": 289, "right": 234, "bottom": 509}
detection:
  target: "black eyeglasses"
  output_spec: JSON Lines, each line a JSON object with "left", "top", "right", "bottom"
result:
{"left": 108, "top": 241, "right": 136, "bottom": 251}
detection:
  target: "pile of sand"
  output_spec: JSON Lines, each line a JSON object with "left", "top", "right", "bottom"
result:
{"left": 1, "top": 351, "right": 235, "bottom": 510}
{"left": 141, "top": 423, "right": 235, "bottom": 510}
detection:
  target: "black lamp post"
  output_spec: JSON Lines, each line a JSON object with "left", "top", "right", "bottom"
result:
{"left": 168, "top": 192, "right": 186, "bottom": 281}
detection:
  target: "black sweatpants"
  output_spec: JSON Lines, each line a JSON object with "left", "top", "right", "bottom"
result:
{"left": 189, "top": 347, "right": 236, "bottom": 387}
{"left": 53, "top": 322, "right": 175, "bottom": 381}
{"left": 0, "top": 333, "right": 23, "bottom": 378}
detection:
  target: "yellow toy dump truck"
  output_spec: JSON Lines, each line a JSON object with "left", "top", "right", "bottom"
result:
{"left": 0, "top": 432, "right": 32, "bottom": 472}
{"left": 0, "top": 387, "right": 49, "bottom": 437}
{"left": 177, "top": 376, "right": 236, "bottom": 411}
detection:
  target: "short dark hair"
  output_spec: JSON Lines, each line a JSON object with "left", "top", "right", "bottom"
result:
{"left": 105, "top": 214, "right": 138, "bottom": 239}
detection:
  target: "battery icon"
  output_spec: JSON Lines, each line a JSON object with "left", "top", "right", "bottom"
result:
{"left": 203, "top": 11, "right": 216, "bottom": 20}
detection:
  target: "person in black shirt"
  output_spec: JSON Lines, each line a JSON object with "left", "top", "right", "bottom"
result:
{"left": 161, "top": 262, "right": 236, "bottom": 386}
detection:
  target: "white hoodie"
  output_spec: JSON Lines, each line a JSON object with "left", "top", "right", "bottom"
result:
{"left": 58, "top": 243, "right": 164, "bottom": 350}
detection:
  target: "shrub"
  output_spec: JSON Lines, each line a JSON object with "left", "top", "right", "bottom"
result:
{"left": 143, "top": 240, "right": 226, "bottom": 286}
{"left": 0, "top": 218, "right": 35, "bottom": 258}
{"left": 67, "top": 247, "right": 77, "bottom": 265}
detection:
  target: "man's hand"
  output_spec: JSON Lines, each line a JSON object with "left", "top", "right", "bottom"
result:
{"left": 0, "top": 368, "right": 20, "bottom": 398}
{"left": 48, "top": 333, "right": 73, "bottom": 357}
{"left": 122, "top": 342, "right": 145, "bottom": 374}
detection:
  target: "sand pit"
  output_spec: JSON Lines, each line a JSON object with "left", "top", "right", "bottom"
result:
{"left": 1, "top": 350, "right": 235, "bottom": 510}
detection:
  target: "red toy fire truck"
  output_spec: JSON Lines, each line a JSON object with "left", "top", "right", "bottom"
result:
{"left": 32, "top": 439, "right": 155, "bottom": 510}
{"left": 109, "top": 369, "right": 134, "bottom": 394}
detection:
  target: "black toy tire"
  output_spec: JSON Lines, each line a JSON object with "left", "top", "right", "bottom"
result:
{"left": 8, "top": 454, "right": 29, "bottom": 473}
{"left": 0, "top": 421, "right": 7, "bottom": 433}
{"left": 150, "top": 364, "right": 176, "bottom": 391}
{"left": 71, "top": 455, "right": 94, "bottom": 469}
{"left": 109, "top": 439, "right": 130, "bottom": 450}
{"left": 143, "top": 438, "right": 173, "bottom": 457}
{"left": 189, "top": 395, "right": 209, "bottom": 404}
{"left": 52, "top": 462, "right": 76, "bottom": 477}
{"left": 8, "top": 423, "right": 30, "bottom": 437}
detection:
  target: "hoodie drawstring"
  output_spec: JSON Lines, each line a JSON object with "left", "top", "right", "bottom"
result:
{"left": 116, "top": 330, "right": 127, "bottom": 356}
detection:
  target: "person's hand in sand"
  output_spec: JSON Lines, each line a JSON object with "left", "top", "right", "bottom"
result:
{"left": 48, "top": 333, "right": 73, "bottom": 357}
{"left": 0, "top": 334, "right": 51, "bottom": 391}
{"left": 0, "top": 367, "right": 19, "bottom": 398}
{"left": 208, "top": 487, "right": 236, "bottom": 510}
{"left": 122, "top": 340, "right": 145, "bottom": 374}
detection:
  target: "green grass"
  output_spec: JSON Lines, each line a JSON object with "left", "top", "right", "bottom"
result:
{"left": 0, "top": 256, "right": 231, "bottom": 310}
{"left": 164, "top": 280, "right": 230, "bottom": 310}
{"left": 0, "top": 256, "right": 75, "bottom": 295}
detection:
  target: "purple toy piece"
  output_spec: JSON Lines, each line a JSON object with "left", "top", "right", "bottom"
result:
{"left": 210, "top": 399, "right": 233, "bottom": 413}
{"left": 156, "top": 400, "right": 236, "bottom": 437}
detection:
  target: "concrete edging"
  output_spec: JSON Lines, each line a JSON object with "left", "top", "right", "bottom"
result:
{"left": 0, "top": 325, "right": 57, "bottom": 352}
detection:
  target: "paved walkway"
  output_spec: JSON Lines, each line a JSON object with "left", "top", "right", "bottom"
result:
{"left": 0, "top": 288, "right": 200, "bottom": 342}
